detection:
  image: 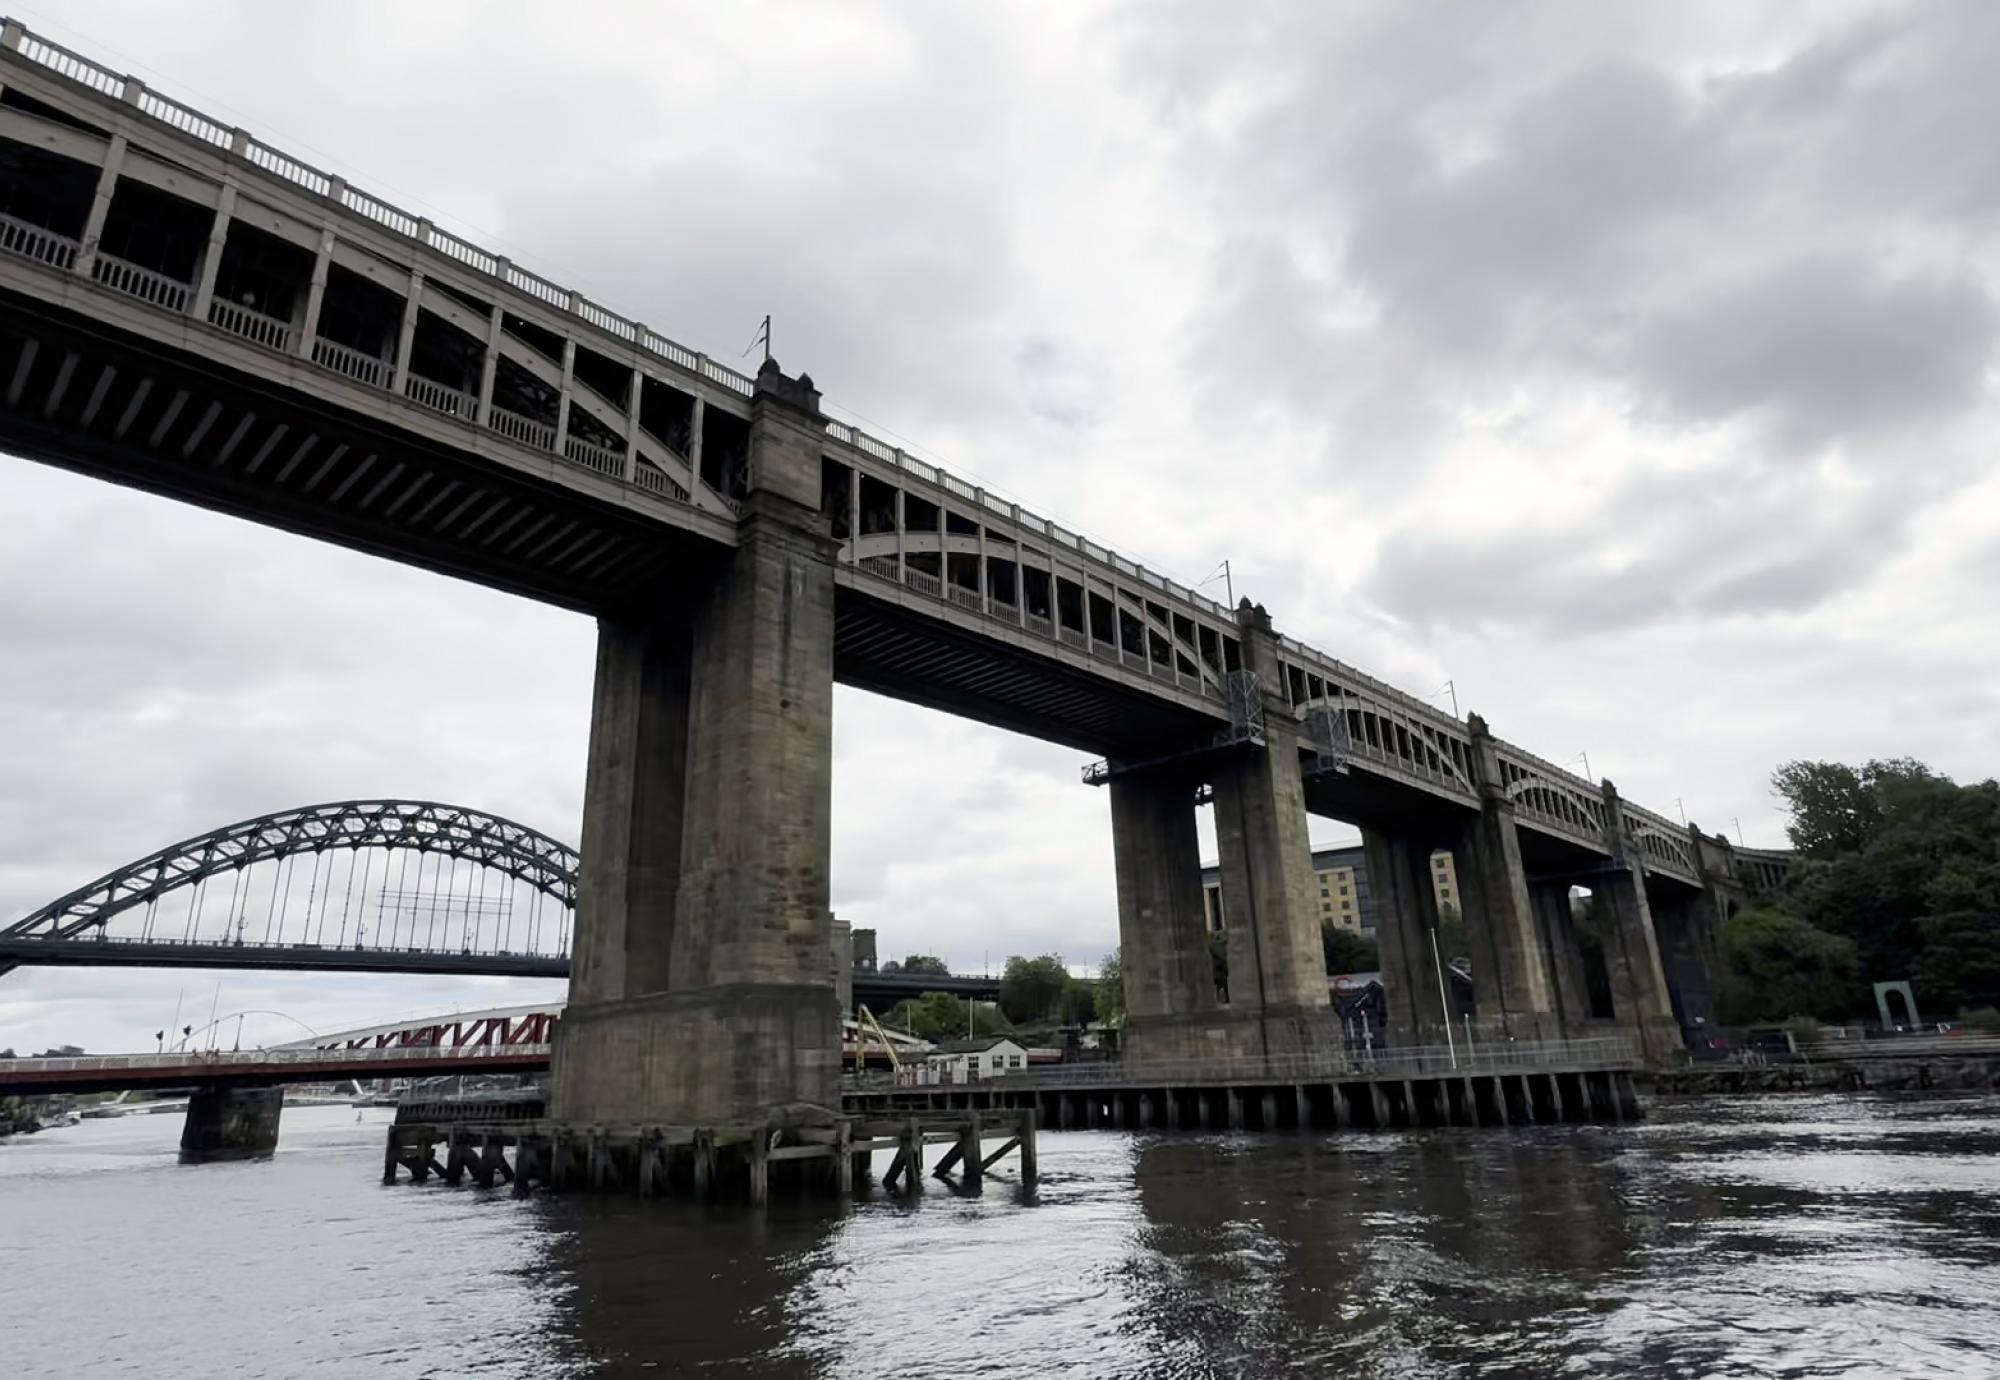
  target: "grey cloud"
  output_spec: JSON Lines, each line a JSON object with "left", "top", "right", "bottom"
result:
{"left": 1364, "top": 471, "right": 1892, "bottom": 636}
{"left": 1347, "top": 63, "right": 1734, "bottom": 352}
{"left": 1630, "top": 257, "right": 1997, "bottom": 445}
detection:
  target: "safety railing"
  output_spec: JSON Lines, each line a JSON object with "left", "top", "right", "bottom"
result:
{"left": 402, "top": 373, "right": 479, "bottom": 421}
{"left": 207, "top": 297, "right": 292, "bottom": 352}
{"left": 632, "top": 462, "right": 689, "bottom": 502}
{"left": 0, "top": 210, "right": 78, "bottom": 269}
{"left": 92, "top": 253, "right": 190, "bottom": 312}
{"left": 0, "top": 931, "right": 561, "bottom": 959}
{"left": 562, "top": 434, "right": 625, "bottom": 480}
{"left": 988, "top": 1037, "right": 1640, "bottom": 1088}
{"left": 486, "top": 405, "right": 557, "bottom": 452}
{"left": 310, "top": 336, "right": 392, "bottom": 389}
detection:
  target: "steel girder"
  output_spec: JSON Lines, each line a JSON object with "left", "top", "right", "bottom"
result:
{"left": 3, "top": 800, "right": 578, "bottom": 941}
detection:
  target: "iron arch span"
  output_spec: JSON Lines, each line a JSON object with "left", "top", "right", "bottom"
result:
{"left": 4, "top": 800, "right": 578, "bottom": 946}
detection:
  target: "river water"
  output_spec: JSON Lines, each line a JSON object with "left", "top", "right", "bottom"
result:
{"left": 2, "top": 1094, "right": 1996, "bottom": 1378}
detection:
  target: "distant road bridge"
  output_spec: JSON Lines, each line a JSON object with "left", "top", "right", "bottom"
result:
{"left": 0, "top": 797, "right": 998, "bottom": 1009}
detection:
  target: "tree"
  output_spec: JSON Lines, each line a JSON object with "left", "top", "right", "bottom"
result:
{"left": 999, "top": 954, "right": 1072, "bottom": 1025}
{"left": 1714, "top": 906, "right": 1862, "bottom": 1025}
{"left": 1773, "top": 757, "right": 1938, "bottom": 859}
{"left": 1060, "top": 975, "right": 1099, "bottom": 1026}
{"left": 1096, "top": 950, "right": 1126, "bottom": 1023}
{"left": 1435, "top": 902, "right": 1468, "bottom": 965}
{"left": 1321, "top": 925, "right": 1379, "bottom": 975}
{"left": 884, "top": 990, "right": 1010, "bottom": 1043}
{"left": 897, "top": 954, "right": 951, "bottom": 976}
{"left": 1779, "top": 764, "right": 2000, "bottom": 1006}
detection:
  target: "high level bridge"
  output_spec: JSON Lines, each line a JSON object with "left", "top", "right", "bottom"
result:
{"left": 0, "top": 22, "right": 1788, "bottom": 1132}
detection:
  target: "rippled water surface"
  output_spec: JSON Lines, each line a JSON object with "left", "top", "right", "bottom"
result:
{"left": 3, "top": 1094, "right": 1997, "bottom": 1377}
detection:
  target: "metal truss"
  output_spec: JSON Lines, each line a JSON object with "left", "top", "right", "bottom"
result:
{"left": 4, "top": 800, "right": 578, "bottom": 941}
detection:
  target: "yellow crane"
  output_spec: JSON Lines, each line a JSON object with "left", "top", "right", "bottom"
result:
{"left": 856, "top": 1004, "right": 902, "bottom": 1073}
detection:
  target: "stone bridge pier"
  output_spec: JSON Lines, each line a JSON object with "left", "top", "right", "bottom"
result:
{"left": 1362, "top": 714, "right": 1568, "bottom": 1049}
{"left": 1116, "top": 605, "right": 1342, "bottom": 1063}
{"left": 551, "top": 361, "right": 842, "bottom": 1126}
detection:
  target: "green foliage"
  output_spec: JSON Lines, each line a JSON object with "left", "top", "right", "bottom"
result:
{"left": 1096, "top": 950, "right": 1126, "bottom": 1023}
{"left": 999, "top": 954, "right": 1072, "bottom": 1025}
{"left": 1321, "top": 925, "right": 1379, "bottom": 975}
{"left": 897, "top": 954, "right": 951, "bottom": 976}
{"left": 1435, "top": 901, "right": 1468, "bottom": 964}
{"left": 1775, "top": 761, "right": 2000, "bottom": 1013}
{"left": 884, "top": 990, "right": 1010, "bottom": 1043}
{"left": 1714, "top": 905, "right": 1861, "bottom": 1025}
{"left": 1062, "top": 976, "right": 1098, "bottom": 1026}
{"left": 1773, "top": 757, "right": 1939, "bottom": 859}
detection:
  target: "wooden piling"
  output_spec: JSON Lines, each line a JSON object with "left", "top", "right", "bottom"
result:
{"left": 747, "top": 1132, "right": 770, "bottom": 1207}
{"left": 1017, "top": 1108, "right": 1038, "bottom": 1186}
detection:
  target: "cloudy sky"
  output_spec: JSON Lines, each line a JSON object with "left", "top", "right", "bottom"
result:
{"left": 4, "top": 0, "right": 1997, "bottom": 1054}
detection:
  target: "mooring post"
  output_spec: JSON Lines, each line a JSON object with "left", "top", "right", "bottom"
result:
{"left": 1017, "top": 1108, "right": 1038, "bottom": 1186}
{"left": 545, "top": 1128, "right": 565, "bottom": 1190}
{"left": 1137, "top": 1091, "right": 1153, "bottom": 1131}
{"left": 587, "top": 1129, "right": 608, "bottom": 1191}
{"left": 834, "top": 1119, "right": 854, "bottom": 1195}
{"left": 1166, "top": 1088, "right": 1183, "bottom": 1131}
{"left": 901, "top": 1117, "right": 924, "bottom": 1194}
{"left": 1260, "top": 1089, "right": 1279, "bottom": 1132}
{"left": 748, "top": 1131, "right": 770, "bottom": 1207}
{"left": 1617, "top": 1071, "right": 1643, "bottom": 1121}
{"left": 410, "top": 1134, "right": 433, "bottom": 1183}
{"left": 1227, "top": 1089, "right": 1245, "bottom": 1132}
{"left": 381, "top": 1127, "right": 400, "bottom": 1185}
{"left": 692, "top": 1128, "right": 715, "bottom": 1201}
{"left": 511, "top": 1137, "right": 534, "bottom": 1198}
{"left": 638, "top": 1131, "right": 660, "bottom": 1200}
{"left": 444, "top": 1129, "right": 467, "bottom": 1185}
{"left": 961, "top": 1116, "right": 983, "bottom": 1189}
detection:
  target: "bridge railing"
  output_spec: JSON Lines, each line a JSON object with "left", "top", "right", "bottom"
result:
{"left": 980, "top": 1036, "right": 1640, "bottom": 1089}
{"left": 0, "top": 932, "right": 564, "bottom": 960}
{"left": 0, "top": 1042, "right": 553, "bottom": 1080}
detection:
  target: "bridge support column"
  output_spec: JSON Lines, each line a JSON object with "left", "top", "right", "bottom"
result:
{"left": 1598, "top": 783, "right": 1682, "bottom": 1062}
{"left": 1212, "top": 725, "right": 1331, "bottom": 1056}
{"left": 1529, "top": 880, "right": 1595, "bottom": 1033}
{"left": 1364, "top": 827, "right": 1451, "bottom": 1046}
{"left": 1111, "top": 764, "right": 1222, "bottom": 1064}
{"left": 1453, "top": 714, "right": 1558, "bottom": 1041}
{"left": 1203, "top": 604, "right": 1339, "bottom": 1057}
{"left": 552, "top": 361, "right": 841, "bottom": 1127}
{"left": 179, "top": 1086, "right": 282, "bottom": 1162}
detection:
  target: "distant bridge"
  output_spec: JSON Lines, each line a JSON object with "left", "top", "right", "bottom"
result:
{"left": 0, "top": 1041, "right": 549, "bottom": 1098}
{"left": 0, "top": 797, "right": 997, "bottom": 1009}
